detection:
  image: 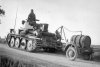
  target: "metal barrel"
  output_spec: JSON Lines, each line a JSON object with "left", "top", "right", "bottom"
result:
{"left": 71, "top": 35, "right": 91, "bottom": 48}
{"left": 70, "top": 35, "right": 77, "bottom": 44}
{"left": 80, "top": 35, "right": 91, "bottom": 48}
{"left": 75, "top": 35, "right": 83, "bottom": 47}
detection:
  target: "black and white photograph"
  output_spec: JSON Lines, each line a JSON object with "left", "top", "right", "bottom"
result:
{"left": 0, "top": 0, "right": 100, "bottom": 67}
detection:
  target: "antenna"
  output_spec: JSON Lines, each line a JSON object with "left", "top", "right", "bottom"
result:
{"left": 14, "top": 0, "right": 19, "bottom": 33}
{"left": 14, "top": 7, "right": 18, "bottom": 31}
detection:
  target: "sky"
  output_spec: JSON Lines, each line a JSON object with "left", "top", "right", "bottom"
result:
{"left": 0, "top": 0, "right": 100, "bottom": 45}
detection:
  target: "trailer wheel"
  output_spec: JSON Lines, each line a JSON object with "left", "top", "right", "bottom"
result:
{"left": 27, "top": 40, "right": 36, "bottom": 52}
{"left": 66, "top": 46, "right": 77, "bottom": 61}
{"left": 10, "top": 37, "right": 15, "bottom": 47}
{"left": 15, "top": 38, "right": 20, "bottom": 48}
{"left": 20, "top": 39, "right": 26, "bottom": 49}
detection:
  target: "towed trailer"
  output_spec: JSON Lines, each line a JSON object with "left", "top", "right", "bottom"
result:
{"left": 55, "top": 26, "right": 93, "bottom": 60}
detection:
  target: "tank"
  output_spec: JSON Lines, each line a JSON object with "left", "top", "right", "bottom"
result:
{"left": 6, "top": 23, "right": 62, "bottom": 52}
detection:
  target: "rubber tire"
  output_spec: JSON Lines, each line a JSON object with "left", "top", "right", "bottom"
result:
{"left": 15, "top": 38, "right": 20, "bottom": 48}
{"left": 6, "top": 33, "right": 11, "bottom": 46}
{"left": 20, "top": 39, "right": 26, "bottom": 49}
{"left": 26, "top": 39, "right": 36, "bottom": 52}
{"left": 66, "top": 46, "right": 77, "bottom": 61}
{"left": 10, "top": 37, "right": 15, "bottom": 47}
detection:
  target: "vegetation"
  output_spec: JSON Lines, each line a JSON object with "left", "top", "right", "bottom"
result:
{"left": 0, "top": 6, "right": 5, "bottom": 16}
{"left": 0, "top": 56, "right": 34, "bottom": 67}
{"left": 0, "top": 37, "right": 7, "bottom": 44}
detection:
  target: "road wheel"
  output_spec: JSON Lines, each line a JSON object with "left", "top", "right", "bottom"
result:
{"left": 10, "top": 37, "right": 15, "bottom": 47}
{"left": 15, "top": 38, "right": 20, "bottom": 48}
{"left": 20, "top": 39, "right": 26, "bottom": 49}
{"left": 66, "top": 46, "right": 77, "bottom": 61}
{"left": 6, "top": 33, "right": 11, "bottom": 46}
{"left": 27, "top": 39, "right": 36, "bottom": 52}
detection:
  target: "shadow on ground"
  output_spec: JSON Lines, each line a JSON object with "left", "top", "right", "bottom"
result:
{"left": 92, "top": 52, "right": 100, "bottom": 62}
{"left": 34, "top": 48, "right": 100, "bottom": 62}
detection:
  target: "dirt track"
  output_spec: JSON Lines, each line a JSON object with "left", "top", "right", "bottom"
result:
{"left": 0, "top": 44, "right": 100, "bottom": 67}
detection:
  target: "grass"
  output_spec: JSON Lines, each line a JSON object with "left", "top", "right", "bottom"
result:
{"left": 0, "top": 55, "right": 34, "bottom": 67}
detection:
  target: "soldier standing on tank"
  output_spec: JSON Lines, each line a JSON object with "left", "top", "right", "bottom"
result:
{"left": 27, "top": 9, "right": 36, "bottom": 27}
{"left": 20, "top": 9, "right": 39, "bottom": 35}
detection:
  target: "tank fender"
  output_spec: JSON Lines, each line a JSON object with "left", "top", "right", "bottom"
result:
{"left": 64, "top": 44, "right": 76, "bottom": 52}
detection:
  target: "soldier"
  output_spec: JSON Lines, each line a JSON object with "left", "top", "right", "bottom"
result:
{"left": 20, "top": 9, "right": 40, "bottom": 35}
{"left": 27, "top": 9, "right": 36, "bottom": 27}
{"left": 20, "top": 20, "right": 33, "bottom": 35}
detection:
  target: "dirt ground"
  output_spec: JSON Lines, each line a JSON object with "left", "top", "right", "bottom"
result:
{"left": 0, "top": 43, "right": 100, "bottom": 67}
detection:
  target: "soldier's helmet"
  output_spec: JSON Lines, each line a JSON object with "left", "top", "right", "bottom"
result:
{"left": 31, "top": 9, "right": 34, "bottom": 13}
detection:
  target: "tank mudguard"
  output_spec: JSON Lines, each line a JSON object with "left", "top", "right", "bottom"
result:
{"left": 62, "top": 42, "right": 76, "bottom": 52}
